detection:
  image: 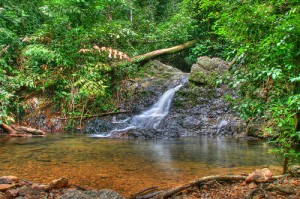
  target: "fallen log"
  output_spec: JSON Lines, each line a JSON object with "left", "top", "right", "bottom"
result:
{"left": 128, "top": 39, "right": 198, "bottom": 64}
{"left": 0, "top": 123, "right": 18, "bottom": 135}
{"left": 79, "top": 40, "right": 198, "bottom": 67}
{"left": 0, "top": 123, "right": 45, "bottom": 136}
{"left": 11, "top": 125, "right": 46, "bottom": 135}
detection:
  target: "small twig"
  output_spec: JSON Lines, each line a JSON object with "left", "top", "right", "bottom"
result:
{"left": 55, "top": 110, "right": 130, "bottom": 120}
{"left": 140, "top": 190, "right": 164, "bottom": 199}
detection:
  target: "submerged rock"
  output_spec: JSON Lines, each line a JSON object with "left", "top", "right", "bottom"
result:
{"left": 111, "top": 129, "right": 180, "bottom": 139}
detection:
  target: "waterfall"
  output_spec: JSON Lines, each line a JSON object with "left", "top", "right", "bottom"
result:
{"left": 128, "top": 84, "right": 183, "bottom": 129}
{"left": 90, "top": 84, "right": 183, "bottom": 137}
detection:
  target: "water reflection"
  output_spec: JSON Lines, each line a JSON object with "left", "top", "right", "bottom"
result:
{"left": 0, "top": 135, "right": 296, "bottom": 196}
{"left": 132, "top": 136, "right": 276, "bottom": 169}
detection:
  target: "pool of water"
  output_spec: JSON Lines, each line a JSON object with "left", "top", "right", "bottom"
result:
{"left": 0, "top": 135, "right": 285, "bottom": 196}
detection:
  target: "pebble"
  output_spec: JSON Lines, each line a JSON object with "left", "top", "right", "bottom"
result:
{"left": 50, "top": 177, "right": 69, "bottom": 189}
{"left": 248, "top": 182, "right": 257, "bottom": 189}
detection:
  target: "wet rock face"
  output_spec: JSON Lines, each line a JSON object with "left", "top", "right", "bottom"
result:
{"left": 89, "top": 59, "right": 243, "bottom": 138}
{"left": 119, "top": 60, "right": 189, "bottom": 114}
{"left": 85, "top": 118, "right": 114, "bottom": 134}
{"left": 160, "top": 83, "right": 243, "bottom": 136}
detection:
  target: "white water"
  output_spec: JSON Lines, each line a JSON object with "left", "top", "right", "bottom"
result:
{"left": 90, "top": 84, "right": 183, "bottom": 137}
{"left": 216, "top": 119, "right": 228, "bottom": 134}
{"left": 128, "top": 84, "right": 182, "bottom": 129}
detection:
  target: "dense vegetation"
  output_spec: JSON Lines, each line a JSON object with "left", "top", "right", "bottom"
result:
{"left": 0, "top": 0, "right": 299, "bottom": 172}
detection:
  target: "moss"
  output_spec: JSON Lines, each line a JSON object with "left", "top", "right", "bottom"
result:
{"left": 190, "top": 70, "right": 218, "bottom": 87}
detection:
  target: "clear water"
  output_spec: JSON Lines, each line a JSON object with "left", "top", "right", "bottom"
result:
{"left": 0, "top": 135, "right": 287, "bottom": 196}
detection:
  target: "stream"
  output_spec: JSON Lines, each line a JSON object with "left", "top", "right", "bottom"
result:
{"left": 0, "top": 135, "right": 283, "bottom": 197}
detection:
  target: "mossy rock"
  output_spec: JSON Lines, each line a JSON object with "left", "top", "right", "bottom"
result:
{"left": 190, "top": 56, "right": 229, "bottom": 86}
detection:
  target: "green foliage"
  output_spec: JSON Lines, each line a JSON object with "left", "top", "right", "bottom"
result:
{"left": 0, "top": 0, "right": 190, "bottom": 127}
{"left": 210, "top": 0, "right": 300, "bottom": 172}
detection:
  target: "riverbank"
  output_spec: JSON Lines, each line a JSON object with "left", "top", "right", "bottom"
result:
{"left": 1, "top": 167, "right": 299, "bottom": 198}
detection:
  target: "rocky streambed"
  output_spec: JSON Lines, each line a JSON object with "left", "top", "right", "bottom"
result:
{"left": 0, "top": 176, "right": 124, "bottom": 199}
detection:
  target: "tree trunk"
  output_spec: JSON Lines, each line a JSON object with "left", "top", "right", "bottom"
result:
{"left": 128, "top": 39, "right": 197, "bottom": 64}
{"left": 283, "top": 156, "right": 289, "bottom": 174}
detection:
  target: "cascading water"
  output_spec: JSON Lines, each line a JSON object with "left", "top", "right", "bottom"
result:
{"left": 125, "top": 84, "right": 183, "bottom": 130}
{"left": 90, "top": 84, "right": 183, "bottom": 137}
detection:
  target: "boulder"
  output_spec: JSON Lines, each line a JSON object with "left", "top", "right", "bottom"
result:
{"left": 190, "top": 56, "right": 229, "bottom": 86}
{"left": 50, "top": 178, "right": 69, "bottom": 189}
{"left": 59, "top": 189, "right": 125, "bottom": 199}
{"left": 246, "top": 168, "right": 272, "bottom": 183}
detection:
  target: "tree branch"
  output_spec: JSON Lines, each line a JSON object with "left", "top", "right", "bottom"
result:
{"left": 55, "top": 110, "right": 130, "bottom": 120}
{"left": 155, "top": 175, "right": 246, "bottom": 198}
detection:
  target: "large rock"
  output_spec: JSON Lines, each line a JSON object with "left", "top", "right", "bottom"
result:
{"left": 59, "top": 189, "right": 125, "bottom": 199}
{"left": 190, "top": 56, "right": 229, "bottom": 86}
